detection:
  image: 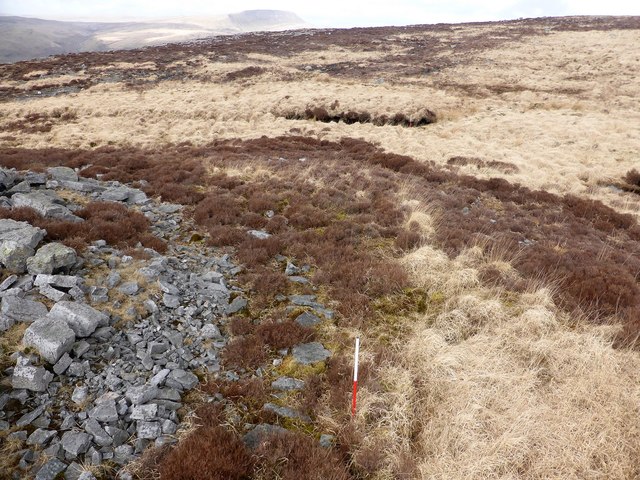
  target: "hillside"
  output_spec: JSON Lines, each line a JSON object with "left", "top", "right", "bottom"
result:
{"left": 0, "top": 11, "right": 308, "bottom": 64}
{"left": 0, "top": 15, "right": 640, "bottom": 480}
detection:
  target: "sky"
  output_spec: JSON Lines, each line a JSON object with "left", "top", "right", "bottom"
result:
{"left": 0, "top": 0, "right": 638, "bottom": 27}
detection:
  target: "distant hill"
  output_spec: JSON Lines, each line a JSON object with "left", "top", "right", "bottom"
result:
{"left": 0, "top": 10, "right": 308, "bottom": 63}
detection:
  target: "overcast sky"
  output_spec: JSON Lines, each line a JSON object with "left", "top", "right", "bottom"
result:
{"left": 0, "top": 0, "right": 638, "bottom": 27}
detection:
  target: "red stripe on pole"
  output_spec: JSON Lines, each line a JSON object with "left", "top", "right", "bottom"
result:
{"left": 351, "top": 380, "right": 358, "bottom": 416}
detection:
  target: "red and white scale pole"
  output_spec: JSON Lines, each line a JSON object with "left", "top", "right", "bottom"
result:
{"left": 351, "top": 337, "right": 360, "bottom": 416}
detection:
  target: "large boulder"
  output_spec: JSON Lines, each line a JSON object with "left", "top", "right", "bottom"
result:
{"left": 46, "top": 301, "right": 108, "bottom": 337}
{"left": 27, "top": 242, "right": 77, "bottom": 274}
{"left": 23, "top": 318, "right": 75, "bottom": 363}
{"left": 11, "top": 191, "right": 82, "bottom": 222}
{"left": 47, "top": 166, "right": 78, "bottom": 182}
{"left": 0, "top": 296, "right": 48, "bottom": 331}
{"left": 0, "top": 219, "right": 46, "bottom": 273}
{"left": 0, "top": 168, "right": 17, "bottom": 190}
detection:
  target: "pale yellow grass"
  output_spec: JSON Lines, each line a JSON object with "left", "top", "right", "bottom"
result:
{"left": 349, "top": 242, "right": 640, "bottom": 479}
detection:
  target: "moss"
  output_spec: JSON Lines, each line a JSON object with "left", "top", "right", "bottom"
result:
{"left": 278, "top": 356, "right": 327, "bottom": 378}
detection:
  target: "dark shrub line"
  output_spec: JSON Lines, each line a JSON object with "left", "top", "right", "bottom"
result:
{"left": 282, "top": 106, "right": 437, "bottom": 127}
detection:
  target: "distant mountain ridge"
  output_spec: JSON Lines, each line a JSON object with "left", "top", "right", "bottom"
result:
{"left": 0, "top": 10, "right": 308, "bottom": 63}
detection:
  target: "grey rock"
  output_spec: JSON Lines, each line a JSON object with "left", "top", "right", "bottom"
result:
{"left": 105, "top": 426, "right": 128, "bottom": 447}
{"left": 72, "top": 340, "right": 91, "bottom": 357}
{"left": 0, "top": 168, "right": 17, "bottom": 189}
{"left": 0, "top": 420, "right": 9, "bottom": 431}
{"left": 8, "top": 430, "right": 28, "bottom": 441}
{"left": 53, "top": 352, "right": 73, "bottom": 375}
{"left": 263, "top": 403, "right": 311, "bottom": 423}
{"left": 118, "top": 282, "right": 139, "bottom": 296}
{"left": 158, "top": 279, "right": 179, "bottom": 295}
{"left": 131, "top": 403, "right": 158, "bottom": 421}
{"left": 137, "top": 421, "right": 161, "bottom": 439}
{"left": 247, "top": 229, "right": 271, "bottom": 239}
{"left": 226, "top": 297, "right": 248, "bottom": 314}
{"left": 88, "top": 286, "right": 109, "bottom": 303}
{"left": 47, "top": 301, "right": 108, "bottom": 337}
{"left": 34, "top": 274, "right": 81, "bottom": 289}
{"left": 71, "top": 386, "right": 89, "bottom": 405}
{"left": 16, "top": 404, "right": 47, "bottom": 428}
{"left": 288, "top": 276, "right": 309, "bottom": 284}
{"left": 243, "top": 424, "right": 288, "bottom": 450}
{"left": 295, "top": 311, "right": 322, "bottom": 327}
{"left": 148, "top": 341, "right": 168, "bottom": 355}
{"left": 125, "top": 384, "right": 158, "bottom": 405}
{"left": 43, "top": 441, "right": 63, "bottom": 460}
{"left": 319, "top": 434, "right": 335, "bottom": 448}
{"left": 27, "top": 242, "right": 77, "bottom": 275}
{"left": 64, "top": 462, "right": 84, "bottom": 480}
{"left": 8, "top": 180, "right": 31, "bottom": 193}
{"left": 12, "top": 363, "right": 53, "bottom": 392}
{"left": 23, "top": 318, "right": 76, "bottom": 363}
{"left": 1, "top": 295, "right": 47, "bottom": 324}
{"left": 292, "top": 342, "right": 331, "bottom": 365}
{"left": 162, "top": 293, "right": 180, "bottom": 309}
{"left": 61, "top": 431, "right": 92, "bottom": 456}
{"left": 161, "top": 419, "right": 177, "bottom": 435}
{"left": 26, "top": 428, "right": 57, "bottom": 447}
{"left": 200, "top": 323, "right": 222, "bottom": 339}
{"left": 88, "top": 400, "right": 118, "bottom": 423}
{"left": 150, "top": 369, "right": 170, "bottom": 387}
{"left": 78, "top": 472, "right": 97, "bottom": 480}
{"left": 106, "top": 271, "right": 121, "bottom": 288}
{"left": 47, "top": 166, "right": 78, "bottom": 182}
{"left": 113, "top": 444, "right": 134, "bottom": 464}
{"left": 285, "top": 262, "right": 300, "bottom": 276}
{"left": 271, "top": 377, "right": 305, "bottom": 391}
{"left": 0, "top": 274, "right": 18, "bottom": 291}
{"left": 165, "top": 369, "right": 198, "bottom": 390}
{"left": 38, "top": 284, "right": 70, "bottom": 302}
{"left": 12, "top": 191, "right": 81, "bottom": 222}
{"left": 84, "top": 418, "right": 112, "bottom": 446}
{"left": 0, "top": 218, "right": 46, "bottom": 249}
{"left": 34, "top": 458, "right": 67, "bottom": 480}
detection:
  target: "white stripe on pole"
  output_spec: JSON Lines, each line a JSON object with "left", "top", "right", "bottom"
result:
{"left": 352, "top": 337, "right": 360, "bottom": 416}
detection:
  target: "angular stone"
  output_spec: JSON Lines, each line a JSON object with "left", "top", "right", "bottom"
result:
{"left": 263, "top": 403, "right": 311, "bottom": 423}
{"left": 319, "top": 434, "right": 335, "bottom": 448}
{"left": 27, "top": 243, "right": 77, "bottom": 275}
{"left": 39, "top": 285, "right": 70, "bottom": 302}
{"left": 247, "top": 229, "right": 271, "bottom": 239}
{"left": 162, "top": 293, "right": 180, "bottom": 309}
{"left": 118, "top": 282, "right": 139, "bottom": 296}
{"left": 12, "top": 191, "right": 81, "bottom": 222}
{"left": 150, "top": 369, "right": 170, "bottom": 387}
{"left": 292, "top": 342, "right": 331, "bottom": 365}
{"left": 0, "top": 168, "right": 17, "bottom": 189}
{"left": 226, "top": 297, "right": 247, "bottom": 314}
{"left": 26, "top": 428, "right": 57, "bottom": 447}
{"left": 71, "top": 386, "right": 89, "bottom": 405}
{"left": 78, "top": 472, "right": 97, "bottom": 480}
{"left": 1, "top": 295, "right": 47, "bottom": 324}
{"left": 88, "top": 400, "right": 118, "bottom": 423}
{"left": 12, "top": 363, "right": 53, "bottom": 392}
{"left": 271, "top": 377, "right": 305, "bottom": 391}
{"left": 113, "top": 444, "right": 134, "bottom": 464}
{"left": 0, "top": 241, "right": 34, "bottom": 273}
{"left": 53, "top": 352, "right": 73, "bottom": 375}
{"left": 131, "top": 403, "right": 158, "bottom": 421}
{"left": 16, "top": 404, "right": 47, "bottom": 428}
{"left": 99, "top": 186, "right": 131, "bottom": 202}
{"left": 34, "top": 274, "right": 81, "bottom": 289}
{"left": 0, "top": 274, "right": 18, "bottom": 291}
{"left": 165, "top": 369, "right": 198, "bottom": 390}
{"left": 125, "top": 384, "right": 158, "bottom": 405}
{"left": 84, "top": 418, "right": 112, "bottom": 446}
{"left": 47, "top": 301, "right": 108, "bottom": 337}
{"left": 200, "top": 323, "right": 222, "bottom": 339}
{"left": 137, "top": 421, "right": 161, "bottom": 439}
{"left": 0, "top": 218, "right": 46, "bottom": 249}
{"left": 242, "top": 424, "right": 288, "bottom": 450}
{"left": 158, "top": 279, "right": 179, "bottom": 295}
{"left": 34, "top": 458, "right": 66, "bottom": 480}
{"left": 23, "top": 318, "right": 76, "bottom": 363}
{"left": 295, "top": 311, "right": 322, "bottom": 327}
{"left": 47, "top": 166, "right": 78, "bottom": 182}
{"left": 61, "top": 431, "right": 92, "bottom": 456}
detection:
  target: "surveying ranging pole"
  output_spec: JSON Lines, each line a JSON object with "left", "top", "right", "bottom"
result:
{"left": 352, "top": 337, "right": 360, "bottom": 416}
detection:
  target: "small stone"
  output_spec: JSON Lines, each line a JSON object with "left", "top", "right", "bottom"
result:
{"left": 34, "top": 458, "right": 66, "bottom": 480}
{"left": 163, "top": 293, "right": 180, "bottom": 309}
{"left": 113, "top": 444, "right": 134, "bottom": 464}
{"left": 53, "top": 352, "right": 73, "bottom": 375}
{"left": 243, "top": 424, "right": 288, "bottom": 450}
{"left": 200, "top": 323, "right": 221, "bottom": 339}
{"left": 137, "top": 421, "right": 161, "bottom": 439}
{"left": 125, "top": 385, "right": 158, "bottom": 405}
{"left": 71, "top": 386, "right": 89, "bottom": 405}
{"left": 226, "top": 297, "right": 247, "bottom": 314}
{"left": 285, "top": 262, "right": 300, "bottom": 276}
{"left": 78, "top": 472, "right": 97, "bottom": 480}
{"left": 295, "top": 311, "right": 322, "bottom": 327}
{"left": 15, "top": 405, "right": 46, "bottom": 428}
{"left": 1, "top": 295, "right": 47, "bottom": 324}
{"left": 61, "top": 431, "right": 92, "bottom": 456}
{"left": 12, "top": 364, "right": 53, "bottom": 392}
{"left": 38, "top": 284, "right": 70, "bottom": 302}
{"left": 292, "top": 342, "right": 331, "bottom": 365}
{"left": 0, "top": 274, "right": 18, "bottom": 291}
{"left": 158, "top": 279, "right": 179, "bottom": 295}
{"left": 84, "top": 418, "right": 112, "bottom": 446}
{"left": 118, "top": 282, "right": 139, "bottom": 296}
{"left": 165, "top": 369, "right": 198, "bottom": 390}
{"left": 271, "top": 377, "right": 305, "bottom": 391}
{"left": 26, "top": 428, "right": 56, "bottom": 447}
{"left": 106, "top": 271, "right": 121, "bottom": 288}
{"left": 150, "top": 369, "right": 170, "bottom": 387}
{"left": 319, "top": 434, "right": 335, "bottom": 448}
{"left": 263, "top": 403, "right": 311, "bottom": 423}
{"left": 131, "top": 404, "right": 158, "bottom": 421}
{"left": 27, "top": 242, "right": 77, "bottom": 275}
{"left": 247, "top": 229, "right": 271, "bottom": 239}
{"left": 8, "top": 430, "right": 28, "bottom": 441}
{"left": 88, "top": 400, "right": 118, "bottom": 423}
{"left": 161, "top": 419, "right": 177, "bottom": 434}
